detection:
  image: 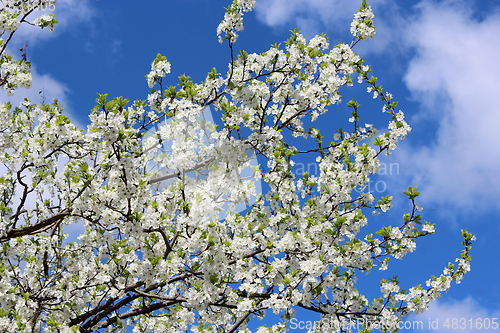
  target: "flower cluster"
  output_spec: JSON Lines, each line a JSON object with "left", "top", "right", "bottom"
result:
{"left": 216, "top": 0, "right": 256, "bottom": 43}
{"left": 32, "top": 13, "right": 57, "bottom": 32}
{"left": 0, "top": 7, "right": 20, "bottom": 32}
{"left": 350, "top": 0, "right": 376, "bottom": 41}
{"left": 146, "top": 54, "right": 171, "bottom": 89}
{"left": 0, "top": 54, "right": 32, "bottom": 96}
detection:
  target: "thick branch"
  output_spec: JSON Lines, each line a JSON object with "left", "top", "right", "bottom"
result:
{"left": 97, "top": 300, "right": 184, "bottom": 330}
{"left": 0, "top": 209, "right": 71, "bottom": 242}
{"left": 68, "top": 282, "right": 145, "bottom": 327}
{"left": 72, "top": 248, "right": 266, "bottom": 330}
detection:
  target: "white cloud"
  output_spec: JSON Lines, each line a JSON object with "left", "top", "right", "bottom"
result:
{"left": 11, "top": 0, "right": 95, "bottom": 46}
{"left": 254, "top": 0, "right": 393, "bottom": 28}
{"left": 254, "top": 0, "right": 367, "bottom": 39}
{"left": 255, "top": 0, "right": 359, "bottom": 38}
{"left": 407, "top": 297, "right": 500, "bottom": 332}
{"left": 255, "top": 0, "right": 356, "bottom": 27}
{"left": 0, "top": 64, "right": 85, "bottom": 129}
{"left": 394, "top": 1, "right": 500, "bottom": 212}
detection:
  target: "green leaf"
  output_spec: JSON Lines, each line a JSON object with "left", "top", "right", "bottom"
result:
{"left": 402, "top": 186, "right": 420, "bottom": 199}
{"left": 148, "top": 256, "right": 162, "bottom": 266}
{"left": 347, "top": 98, "right": 360, "bottom": 109}
{"left": 0, "top": 308, "right": 10, "bottom": 317}
{"left": 239, "top": 50, "right": 248, "bottom": 60}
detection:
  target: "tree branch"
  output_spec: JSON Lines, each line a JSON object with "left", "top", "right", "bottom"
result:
{"left": 0, "top": 209, "right": 71, "bottom": 242}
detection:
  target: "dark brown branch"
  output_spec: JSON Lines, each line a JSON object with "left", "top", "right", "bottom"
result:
{"left": 227, "top": 310, "right": 253, "bottom": 333}
{"left": 68, "top": 282, "right": 145, "bottom": 327}
{"left": 29, "top": 306, "right": 42, "bottom": 333}
{"left": 297, "top": 302, "right": 328, "bottom": 315}
{"left": 226, "top": 287, "right": 272, "bottom": 333}
{"left": 143, "top": 228, "right": 179, "bottom": 259}
{"left": 0, "top": 209, "right": 71, "bottom": 242}
{"left": 97, "top": 299, "right": 184, "bottom": 330}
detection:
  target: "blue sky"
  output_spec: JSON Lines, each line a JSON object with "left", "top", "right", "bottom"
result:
{"left": 3, "top": 0, "right": 500, "bottom": 332}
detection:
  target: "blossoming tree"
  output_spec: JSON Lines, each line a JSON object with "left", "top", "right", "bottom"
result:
{"left": 0, "top": 0, "right": 474, "bottom": 332}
